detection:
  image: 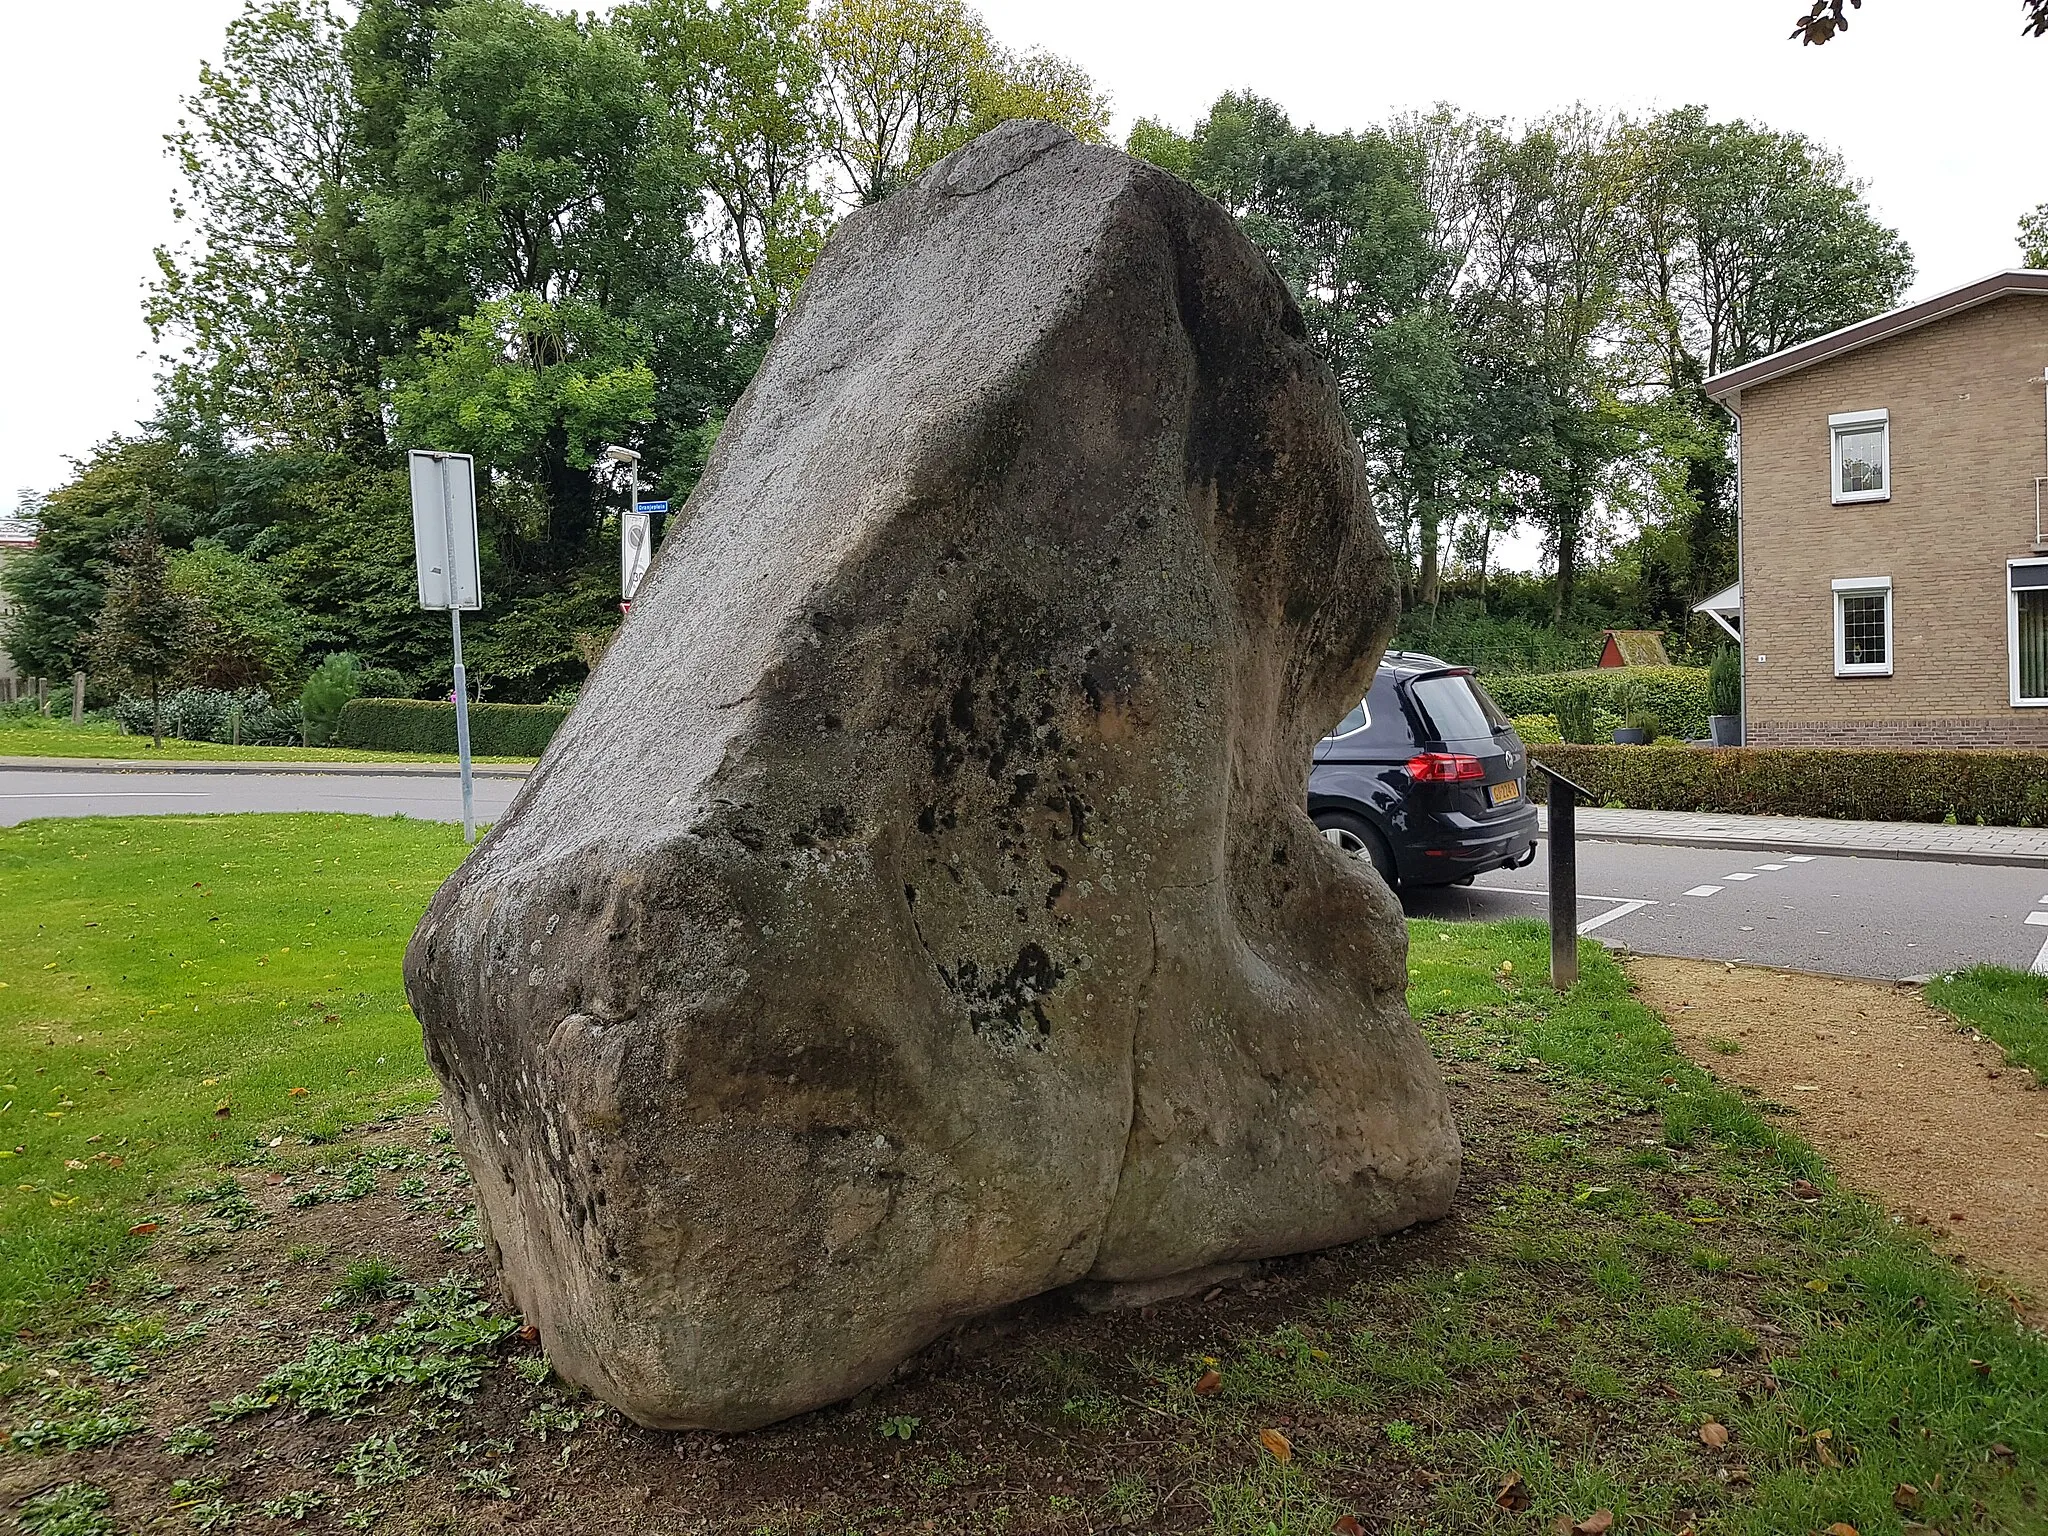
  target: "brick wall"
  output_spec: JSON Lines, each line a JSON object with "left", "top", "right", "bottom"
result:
{"left": 1749, "top": 716, "right": 2048, "bottom": 747}
{"left": 1733, "top": 294, "right": 2048, "bottom": 747}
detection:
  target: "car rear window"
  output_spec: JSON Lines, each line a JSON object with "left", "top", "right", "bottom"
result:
{"left": 1409, "top": 674, "right": 1510, "bottom": 741}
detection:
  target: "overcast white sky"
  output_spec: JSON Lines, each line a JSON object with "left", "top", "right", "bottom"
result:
{"left": 2, "top": 0, "right": 2043, "bottom": 510}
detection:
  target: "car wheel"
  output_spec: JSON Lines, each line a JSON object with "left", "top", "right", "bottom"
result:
{"left": 1313, "top": 811, "right": 1396, "bottom": 886}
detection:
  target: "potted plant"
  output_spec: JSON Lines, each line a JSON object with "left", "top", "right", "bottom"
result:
{"left": 1708, "top": 647, "right": 1742, "bottom": 746}
{"left": 1611, "top": 679, "right": 1650, "bottom": 744}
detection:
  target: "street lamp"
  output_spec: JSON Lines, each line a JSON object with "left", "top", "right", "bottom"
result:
{"left": 604, "top": 446, "right": 645, "bottom": 608}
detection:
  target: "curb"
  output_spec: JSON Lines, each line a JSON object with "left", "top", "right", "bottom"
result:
{"left": 0, "top": 756, "right": 535, "bottom": 781}
{"left": 1558, "top": 823, "right": 2048, "bottom": 870}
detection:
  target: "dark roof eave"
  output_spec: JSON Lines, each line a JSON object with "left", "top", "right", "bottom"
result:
{"left": 1704, "top": 270, "right": 2048, "bottom": 406}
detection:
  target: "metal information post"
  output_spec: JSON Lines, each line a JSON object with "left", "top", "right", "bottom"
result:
{"left": 408, "top": 451, "right": 483, "bottom": 842}
{"left": 1534, "top": 762, "right": 1592, "bottom": 990}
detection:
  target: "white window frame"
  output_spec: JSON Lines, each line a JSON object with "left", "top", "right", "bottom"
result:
{"left": 1829, "top": 408, "right": 1891, "bottom": 505}
{"left": 2008, "top": 558, "right": 2048, "bottom": 707}
{"left": 1329, "top": 698, "right": 1373, "bottom": 738}
{"left": 1832, "top": 576, "right": 1893, "bottom": 678}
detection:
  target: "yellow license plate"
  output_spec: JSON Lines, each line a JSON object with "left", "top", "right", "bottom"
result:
{"left": 1488, "top": 780, "right": 1522, "bottom": 806}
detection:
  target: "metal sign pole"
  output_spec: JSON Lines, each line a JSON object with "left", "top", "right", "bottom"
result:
{"left": 438, "top": 453, "right": 477, "bottom": 844}
{"left": 450, "top": 606, "right": 475, "bottom": 843}
{"left": 1537, "top": 763, "right": 1591, "bottom": 991}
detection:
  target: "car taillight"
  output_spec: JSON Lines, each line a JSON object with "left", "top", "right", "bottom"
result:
{"left": 1405, "top": 752, "right": 1486, "bottom": 783}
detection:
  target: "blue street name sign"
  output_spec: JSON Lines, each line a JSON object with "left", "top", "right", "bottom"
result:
{"left": 636, "top": 500, "right": 671, "bottom": 514}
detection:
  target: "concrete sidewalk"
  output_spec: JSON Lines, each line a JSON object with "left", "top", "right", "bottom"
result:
{"left": 1553, "top": 805, "right": 2048, "bottom": 868}
{"left": 0, "top": 755, "right": 534, "bottom": 780}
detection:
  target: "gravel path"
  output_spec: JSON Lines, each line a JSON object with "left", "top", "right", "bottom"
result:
{"left": 1628, "top": 955, "right": 2048, "bottom": 1312}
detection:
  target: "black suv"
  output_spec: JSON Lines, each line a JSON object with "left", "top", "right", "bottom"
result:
{"left": 1306, "top": 651, "right": 1538, "bottom": 887}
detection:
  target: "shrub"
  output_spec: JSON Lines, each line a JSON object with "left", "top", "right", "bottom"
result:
{"left": 1708, "top": 649, "right": 1741, "bottom": 717}
{"left": 1482, "top": 667, "right": 1711, "bottom": 740}
{"left": 1555, "top": 684, "right": 1599, "bottom": 745}
{"left": 335, "top": 698, "right": 569, "bottom": 758}
{"left": 355, "top": 666, "right": 412, "bottom": 700}
{"left": 300, "top": 653, "right": 362, "bottom": 746}
{"left": 1527, "top": 745, "right": 2048, "bottom": 826}
{"left": 112, "top": 687, "right": 301, "bottom": 746}
{"left": 1510, "top": 713, "right": 1562, "bottom": 745}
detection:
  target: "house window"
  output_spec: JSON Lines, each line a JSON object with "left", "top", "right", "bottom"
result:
{"left": 2010, "top": 561, "right": 2048, "bottom": 706}
{"left": 1829, "top": 409, "right": 1890, "bottom": 504}
{"left": 1832, "top": 576, "right": 1892, "bottom": 676}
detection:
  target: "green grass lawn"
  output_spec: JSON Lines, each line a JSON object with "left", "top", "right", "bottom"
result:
{"left": 0, "top": 715, "right": 535, "bottom": 766}
{"left": 0, "top": 815, "right": 467, "bottom": 1332}
{"left": 1926, "top": 965, "right": 2048, "bottom": 1082}
{"left": 1, "top": 823, "right": 2042, "bottom": 1535}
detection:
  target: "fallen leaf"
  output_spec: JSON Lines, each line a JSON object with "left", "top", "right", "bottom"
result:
{"left": 1495, "top": 1471, "right": 1531, "bottom": 1512}
{"left": 1332, "top": 1519, "right": 1364, "bottom": 1536}
{"left": 1826, "top": 1525, "right": 1859, "bottom": 1536}
{"left": 127, "top": 1222, "right": 158, "bottom": 1236}
{"left": 517, "top": 1324, "right": 540, "bottom": 1343}
{"left": 1574, "top": 1511, "right": 1615, "bottom": 1535}
{"left": 1193, "top": 1369, "right": 1222, "bottom": 1396}
{"left": 214, "top": 1100, "right": 232, "bottom": 1118}
{"left": 64, "top": 1159, "right": 86, "bottom": 1171}
{"left": 1699, "top": 1421, "right": 1730, "bottom": 1448}
{"left": 289, "top": 1086, "right": 309, "bottom": 1098}
{"left": 1968, "top": 1359, "right": 1990, "bottom": 1376}
{"left": 1893, "top": 1483, "right": 1921, "bottom": 1512}
{"left": 1258, "top": 1427, "right": 1292, "bottom": 1464}
{"left": 1990, "top": 1442, "right": 2015, "bottom": 1460}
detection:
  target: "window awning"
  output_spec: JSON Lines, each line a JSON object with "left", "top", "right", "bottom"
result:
{"left": 1692, "top": 582, "right": 1741, "bottom": 641}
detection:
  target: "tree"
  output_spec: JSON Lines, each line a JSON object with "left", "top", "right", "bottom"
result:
{"left": 389, "top": 293, "right": 657, "bottom": 565}
{"left": 169, "top": 543, "right": 308, "bottom": 688}
{"left": 620, "top": 0, "right": 831, "bottom": 326}
{"left": 815, "top": 0, "right": 1107, "bottom": 204}
{"left": 91, "top": 505, "right": 198, "bottom": 748}
{"left": 148, "top": 0, "right": 383, "bottom": 450}
{"left": 2, "top": 440, "right": 190, "bottom": 685}
{"left": 1791, "top": 0, "right": 2048, "bottom": 44}
{"left": 1613, "top": 108, "right": 1912, "bottom": 618}
{"left": 1461, "top": 111, "right": 1634, "bottom": 621}
{"left": 1130, "top": 95, "right": 1475, "bottom": 608}
{"left": 2020, "top": 204, "right": 2048, "bottom": 268}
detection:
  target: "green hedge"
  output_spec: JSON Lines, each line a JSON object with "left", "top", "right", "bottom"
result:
{"left": 1528, "top": 744, "right": 2048, "bottom": 826}
{"left": 335, "top": 698, "right": 569, "bottom": 758}
{"left": 1482, "top": 667, "right": 1711, "bottom": 740}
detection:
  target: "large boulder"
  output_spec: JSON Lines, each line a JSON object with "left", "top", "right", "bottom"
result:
{"left": 404, "top": 120, "right": 1459, "bottom": 1432}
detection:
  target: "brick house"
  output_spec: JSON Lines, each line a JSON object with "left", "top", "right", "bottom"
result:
{"left": 1706, "top": 270, "right": 2048, "bottom": 747}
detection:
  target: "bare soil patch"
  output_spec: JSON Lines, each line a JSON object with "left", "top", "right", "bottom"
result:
{"left": 0, "top": 1057, "right": 1804, "bottom": 1535}
{"left": 1628, "top": 954, "right": 2048, "bottom": 1310}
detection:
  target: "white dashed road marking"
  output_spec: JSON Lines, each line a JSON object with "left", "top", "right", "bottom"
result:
{"left": 1683, "top": 885, "right": 1723, "bottom": 897}
{"left": 1576, "top": 898, "right": 1653, "bottom": 934}
{"left": 1755, "top": 863, "right": 1786, "bottom": 871}
{"left": 1723, "top": 872, "right": 1757, "bottom": 881}
{"left": 1784, "top": 855, "right": 1816, "bottom": 862}
{"left": 2026, "top": 912, "right": 2048, "bottom": 927}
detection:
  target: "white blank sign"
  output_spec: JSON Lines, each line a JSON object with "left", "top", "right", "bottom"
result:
{"left": 409, "top": 450, "right": 482, "bottom": 611}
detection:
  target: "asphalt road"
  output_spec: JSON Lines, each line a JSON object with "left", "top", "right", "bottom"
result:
{"left": 0, "top": 767, "right": 524, "bottom": 827}
{"left": 1405, "top": 837, "right": 2048, "bottom": 982}
{"left": 5, "top": 767, "right": 2039, "bottom": 982}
